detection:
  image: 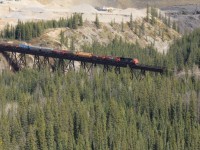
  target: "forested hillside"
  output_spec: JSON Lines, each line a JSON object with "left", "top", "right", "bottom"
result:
{"left": 0, "top": 28, "right": 200, "bottom": 149}
{"left": 1, "top": 14, "right": 83, "bottom": 41}
{"left": 167, "top": 28, "right": 200, "bottom": 71}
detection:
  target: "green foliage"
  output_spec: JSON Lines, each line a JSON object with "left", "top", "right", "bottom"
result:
{"left": 110, "top": 20, "right": 114, "bottom": 27}
{"left": 172, "top": 21, "right": 176, "bottom": 30}
{"left": 70, "top": 37, "right": 75, "bottom": 51}
{"left": 2, "top": 14, "right": 83, "bottom": 41}
{"left": 83, "top": 36, "right": 165, "bottom": 67}
{"left": 167, "top": 28, "right": 200, "bottom": 70}
{"left": 72, "top": 13, "right": 79, "bottom": 29}
{"left": 0, "top": 64, "right": 200, "bottom": 149}
{"left": 79, "top": 14, "right": 83, "bottom": 26}
{"left": 60, "top": 30, "right": 65, "bottom": 47}
{"left": 134, "top": 21, "right": 138, "bottom": 35}
{"left": 121, "top": 19, "right": 124, "bottom": 32}
{"left": 95, "top": 14, "right": 100, "bottom": 29}
{"left": 129, "top": 13, "right": 133, "bottom": 30}
{"left": 168, "top": 16, "right": 171, "bottom": 27}
{"left": 150, "top": 6, "right": 158, "bottom": 25}
{"left": 146, "top": 4, "right": 150, "bottom": 22}
{"left": 148, "top": 5, "right": 179, "bottom": 33}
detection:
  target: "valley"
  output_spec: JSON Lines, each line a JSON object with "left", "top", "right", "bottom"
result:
{"left": 0, "top": 1, "right": 200, "bottom": 150}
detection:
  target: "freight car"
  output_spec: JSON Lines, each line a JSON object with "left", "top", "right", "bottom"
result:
{"left": 75, "top": 52, "right": 93, "bottom": 58}
{"left": 42, "top": 47, "right": 53, "bottom": 51}
{"left": 53, "top": 49, "right": 72, "bottom": 54}
{"left": 19, "top": 44, "right": 41, "bottom": 50}
{"left": 19, "top": 44, "right": 29, "bottom": 49}
{"left": 19, "top": 44, "right": 53, "bottom": 51}
{"left": 104, "top": 56, "right": 121, "bottom": 62}
{"left": 53, "top": 49, "right": 75, "bottom": 58}
{"left": 18, "top": 44, "right": 55, "bottom": 55}
{"left": 29, "top": 45, "right": 42, "bottom": 51}
{"left": 0, "top": 42, "right": 17, "bottom": 49}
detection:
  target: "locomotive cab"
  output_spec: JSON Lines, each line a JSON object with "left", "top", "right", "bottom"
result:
{"left": 132, "top": 58, "right": 139, "bottom": 65}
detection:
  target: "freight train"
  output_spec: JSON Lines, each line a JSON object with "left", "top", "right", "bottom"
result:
{"left": 0, "top": 43, "right": 139, "bottom": 65}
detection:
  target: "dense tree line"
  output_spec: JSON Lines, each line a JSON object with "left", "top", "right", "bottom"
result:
{"left": 0, "top": 65, "right": 200, "bottom": 150}
{"left": 167, "top": 28, "right": 200, "bottom": 71}
{"left": 84, "top": 29, "right": 200, "bottom": 73}
{"left": 0, "top": 13, "right": 83, "bottom": 41}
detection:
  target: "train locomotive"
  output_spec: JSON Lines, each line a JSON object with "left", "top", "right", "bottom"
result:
{"left": 74, "top": 52, "right": 139, "bottom": 65}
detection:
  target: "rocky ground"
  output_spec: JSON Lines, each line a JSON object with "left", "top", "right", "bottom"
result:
{"left": 161, "top": 4, "right": 200, "bottom": 33}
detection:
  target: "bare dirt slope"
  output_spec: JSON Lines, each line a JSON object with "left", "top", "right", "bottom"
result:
{"left": 0, "top": 1, "right": 146, "bottom": 30}
{"left": 161, "top": 4, "right": 200, "bottom": 33}
{"left": 36, "top": 0, "right": 200, "bottom": 8}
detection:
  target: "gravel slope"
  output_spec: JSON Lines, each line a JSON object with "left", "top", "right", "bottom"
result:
{"left": 161, "top": 4, "right": 200, "bottom": 33}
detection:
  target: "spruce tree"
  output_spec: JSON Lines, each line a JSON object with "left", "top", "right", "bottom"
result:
{"left": 141, "top": 21, "right": 145, "bottom": 35}
{"left": 129, "top": 13, "right": 133, "bottom": 30}
{"left": 146, "top": 4, "right": 150, "bottom": 22}
{"left": 72, "top": 14, "right": 78, "bottom": 29}
{"left": 60, "top": 30, "right": 65, "bottom": 47}
{"left": 172, "top": 21, "right": 177, "bottom": 31}
{"left": 135, "top": 21, "right": 138, "bottom": 35}
{"left": 26, "top": 125, "right": 37, "bottom": 150}
{"left": 168, "top": 16, "right": 171, "bottom": 27}
{"left": 121, "top": 19, "right": 124, "bottom": 32}
{"left": 79, "top": 14, "right": 83, "bottom": 26}
{"left": 68, "top": 17, "right": 73, "bottom": 29}
{"left": 36, "top": 110, "right": 48, "bottom": 150}
{"left": 110, "top": 20, "right": 114, "bottom": 27}
{"left": 70, "top": 37, "right": 75, "bottom": 51}
{"left": 95, "top": 14, "right": 100, "bottom": 29}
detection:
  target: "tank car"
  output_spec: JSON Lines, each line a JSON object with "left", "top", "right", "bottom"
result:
{"left": 19, "top": 44, "right": 29, "bottom": 49}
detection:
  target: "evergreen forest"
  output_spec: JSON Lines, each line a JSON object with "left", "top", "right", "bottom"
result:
{"left": 0, "top": 20, "right": 200, "bottom": 150}
{"left": 0, "top": 14, "right": 83, "bottom": 41}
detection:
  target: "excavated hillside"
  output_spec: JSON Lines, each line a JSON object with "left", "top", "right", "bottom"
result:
{"left": 36, "top": 0, "right": 200, "bottom": 8}
{"left": 161, "top": 4, "right": 200, "bottom": 33}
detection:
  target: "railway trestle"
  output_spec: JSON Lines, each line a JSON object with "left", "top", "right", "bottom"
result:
{"left": 0, "top": 44, "right": 165, "bottom": 79}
